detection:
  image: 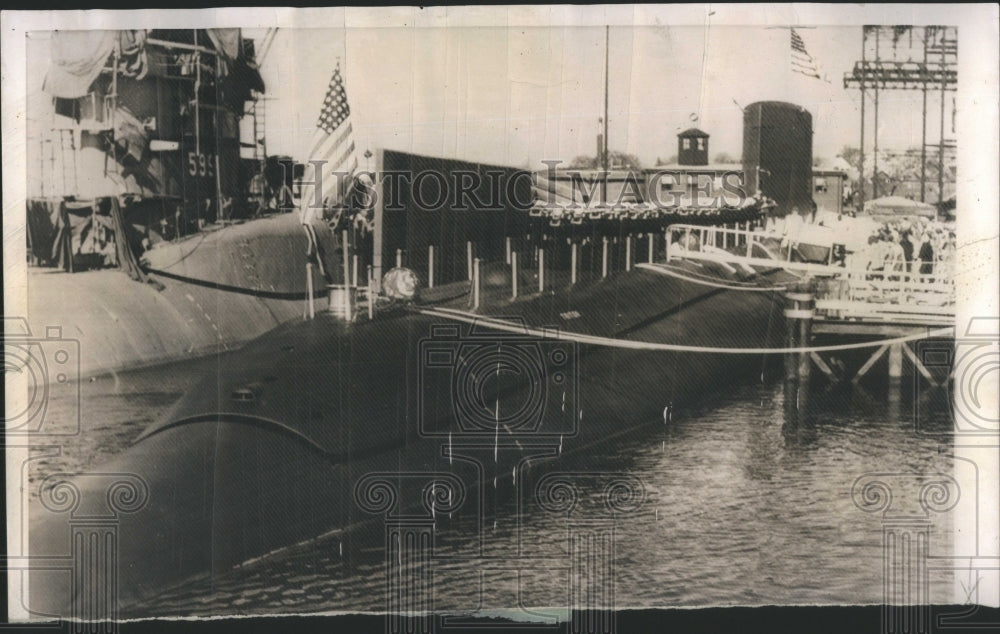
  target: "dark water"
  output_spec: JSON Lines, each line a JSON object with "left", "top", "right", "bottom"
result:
{"left": 29, "top": 357, "right": 956, "bottom": 616}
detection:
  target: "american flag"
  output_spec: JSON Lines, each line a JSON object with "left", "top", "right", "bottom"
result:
{"left": 299, "top": 63, "right": 358, "bottom": 224}
{"left": 790, "top": 28, "right": 822, "bottom": 80}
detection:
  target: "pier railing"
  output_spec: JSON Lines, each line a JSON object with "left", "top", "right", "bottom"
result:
{"left": 664, "top": 222, "right": 955, "bottom": 327}
{"left": 812, "top": 271, "right": 954, "bottom": 325}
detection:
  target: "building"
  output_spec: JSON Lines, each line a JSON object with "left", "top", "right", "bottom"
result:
{"left": 812, "top": 169, "right": 849, "bottom": 214}
{"left": 541, "top": 105, "right": 845, "bottom": 214}
{"left": 676, "top": 128, "right": 710, "bottom": 166}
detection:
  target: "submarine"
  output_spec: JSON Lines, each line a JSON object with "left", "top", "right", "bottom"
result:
{"left": 25, "top": 202, "right": 802, "bottom": 616}
{"left": 24, "top": 29, "right": 341, "bottom": 380}
{"left": 25, "top": 98, "right": 825, "bottom": 616}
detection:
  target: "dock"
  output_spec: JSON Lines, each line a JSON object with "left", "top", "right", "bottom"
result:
{"left": 663, "top": 222, "right": 956, "bottom": 387}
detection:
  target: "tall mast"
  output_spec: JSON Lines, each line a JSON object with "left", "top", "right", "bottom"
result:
{"left": 602, "top": 24, "right": 610, "bottom": 203}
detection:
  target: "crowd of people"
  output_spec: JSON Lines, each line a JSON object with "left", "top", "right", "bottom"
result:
{"left": 845, "top": 217, "right": 956, "bottom": 280}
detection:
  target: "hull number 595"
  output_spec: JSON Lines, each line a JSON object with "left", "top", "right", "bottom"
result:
{"left": 187, "top": 152, "right": 216, "bottom": 178}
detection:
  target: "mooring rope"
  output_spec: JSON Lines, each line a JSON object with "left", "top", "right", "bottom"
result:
{"left": 415, "top": 306, "right": 954, "bottom": 355}
{"left": 636, "top": 262, "right": 788, "bottom": 292}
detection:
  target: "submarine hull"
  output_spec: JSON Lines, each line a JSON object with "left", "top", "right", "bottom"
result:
{"left": 28, "top": 262, "right": 791, "bottom": 614}
{"left": 26, "top": 212, "right": 339, "bottom": 381}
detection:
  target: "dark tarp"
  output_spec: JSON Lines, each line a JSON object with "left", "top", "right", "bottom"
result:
{"left": 27, "top": 199, "right": 73, "bottom": 271}
{"left": 27, "top": 197, "right": 152, "bottom": 282}
{"left": 112, "top": 106, "right": 149, "bottom": 163}
{"left": 220, "top": 56, "right": 265, "bottom": 110}
{"left": 109, "top": 196, "right": 152, "bottom": 284}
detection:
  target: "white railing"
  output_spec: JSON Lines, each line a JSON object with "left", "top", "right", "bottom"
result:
{"left": 664, "top": 222, "right": 767, "bottom": 262}
{"left": 813, "top": 270, "right": 955, "bottom": 323}
{"left": 665, "top": 222, "right": 955, "bottom": 323}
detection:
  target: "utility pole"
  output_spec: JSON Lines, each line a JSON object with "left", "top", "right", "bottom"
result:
{"left": 602, "top": 24, "right": 610, "bottom": 204}
{"left": 844, "top": 26, "right": 956, "bottom": 212}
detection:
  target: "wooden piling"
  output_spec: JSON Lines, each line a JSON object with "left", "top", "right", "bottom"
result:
{"left": 602, "top": 237, "right": 609, "bottom": 278}
{"left": 783, "top": 286, "right": 815, "bottom": 420}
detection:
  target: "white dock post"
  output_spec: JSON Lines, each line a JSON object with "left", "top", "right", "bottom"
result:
{"left": 352, "top": 254, "right": 359, "bottom": 287}
{"left": 473, "top": 258, "right": 481, "bottom": 309}
{"left": 571, "top": 242, "right": 578, "bottom": 285}
{"left": 367, "top": 275, "right": 374, "bottom": 319}
{"left": 306, "top": 262, "right": 315, "bottom": 319}
{"left": 428, "top": 245, "right": 435, "bottom": 288}
{"left": 505, "top": 237, "right": 511, "bottom": 264}
{"left": 538, "top": 248, "right": 545, "bottom": 292}
{"left": 625, "top": 236, "right": 632, "bottom": 272}
{"left": 342, "top": 229, "right": 352, "bottom": 321}
{"left": 648, "top": 233, "right": 654, "bottom": 263}
{"left": 602, "top": 237, "right": 609, "bottom": 278}
{"left": 511, "top": 251, "right": 518, "bottom": 298}
{"left": 888, "top": 344, "right": 903, "bottom": 380}
{"left": 467, "top": 241, "right": 473, "bottom": 280}
{"left": 396, "top": 248, "right": 403, "bottom": 268}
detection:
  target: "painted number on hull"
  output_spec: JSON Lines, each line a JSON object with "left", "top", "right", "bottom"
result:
{"left": 187, "top": 152, "right": 216, "bottom": 178}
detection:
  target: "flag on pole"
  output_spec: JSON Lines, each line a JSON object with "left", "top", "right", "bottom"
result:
{"left": 299, "top": 62, "right": 358, "bottom": 224}
{"left": 790, "top": 28, "right": 822, "bottom": 80}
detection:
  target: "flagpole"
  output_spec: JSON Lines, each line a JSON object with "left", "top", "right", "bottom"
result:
{"left": 602, "top": 24, "right": 609, "bottom": 204}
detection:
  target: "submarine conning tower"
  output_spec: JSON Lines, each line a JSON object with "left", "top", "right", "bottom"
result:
{"left": 741, "top": 101, "right": 813, "bottom": 218}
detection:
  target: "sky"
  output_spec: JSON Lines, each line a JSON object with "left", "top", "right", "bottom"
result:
{"left": 249, "top": 25, "right": 954, "bottom": 170}
{"left": 23, "top": 23, "right": 955, "bottom": 182}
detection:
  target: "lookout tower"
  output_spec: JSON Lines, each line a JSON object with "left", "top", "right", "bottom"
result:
{"left": 677, "top": 128, "right": 709, "bottom": 166}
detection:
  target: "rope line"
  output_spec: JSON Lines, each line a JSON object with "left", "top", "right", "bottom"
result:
{"left": 415, "top": 306, "right": 954, "bottom": 355}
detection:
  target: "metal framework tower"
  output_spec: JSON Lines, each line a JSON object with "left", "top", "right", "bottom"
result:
{"left": 843, "top": 25, "right": 957, "bottom": 208}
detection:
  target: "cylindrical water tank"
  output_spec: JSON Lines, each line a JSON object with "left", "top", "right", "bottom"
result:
{"left": 742, "top": 102, "right": 813, "bottom": 217}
